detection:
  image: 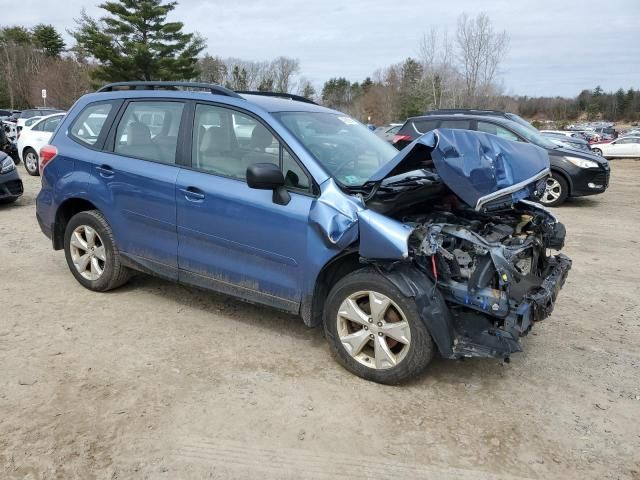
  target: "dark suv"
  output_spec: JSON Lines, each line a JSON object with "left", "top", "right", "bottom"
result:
{"left": 35, "top": 82, "right": 572, "bottom": 384}
{"left": 394, "top": 113, "right": 610, "bottom": 206}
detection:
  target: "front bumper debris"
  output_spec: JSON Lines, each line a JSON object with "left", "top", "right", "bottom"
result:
{"left": 451, "top": 253, "right": 572, "bottom": 359}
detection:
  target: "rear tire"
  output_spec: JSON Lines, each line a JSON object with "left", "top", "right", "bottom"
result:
{"left": 539, "top": 172, "right": 569, "bottom": 207}
{"left": 64, "top": 210, "right": 130, "bottom": 292}
{"left": 23, "top": 148, "right": 40, "bottom": 176}
{"left": 592, "top": 148, "right": 603, "bottom": 156}
{"left": 323, "top": 268, "right": 434, "bottom": 384}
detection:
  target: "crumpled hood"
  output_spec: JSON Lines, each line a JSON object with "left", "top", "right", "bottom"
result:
{"left": 369, "top": 129, "right": 551, "bottom": 210}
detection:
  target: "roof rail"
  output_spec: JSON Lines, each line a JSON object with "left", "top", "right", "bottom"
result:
{"left": 424, "top": 108, "right": 507, "bottom": 115}
{"left": 96, "top": 81, "right": 242, "bottom": 98}
{"left": 235, "top": 90, "right": 317, "bottom": 105}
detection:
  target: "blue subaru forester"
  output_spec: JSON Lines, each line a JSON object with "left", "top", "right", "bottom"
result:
{"left": 36, "top": 82, "right": 571, "bottom": 384}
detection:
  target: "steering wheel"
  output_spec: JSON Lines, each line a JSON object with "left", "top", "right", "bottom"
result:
{"left": 307, "top": 142, "right": 358, "bottom": 178}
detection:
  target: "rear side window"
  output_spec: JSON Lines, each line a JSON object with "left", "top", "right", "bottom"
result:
{"left": 42, "top": 116, "right": 62, "bottom": 133}
{"left": 114, "top": 101, "right": 184, "bottom": 165}
{"left": 411, "top": 119, "right": 438, "bottom": 135}
{"left": 70, "top": 103, "right": 113, "bottom": 146}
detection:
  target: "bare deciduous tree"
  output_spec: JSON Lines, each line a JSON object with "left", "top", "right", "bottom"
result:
{"left": 455, "top": 12, "right": 509, "bottom": 104}
{"left": 271, "top": 56, "right": 299, "bottom": 93}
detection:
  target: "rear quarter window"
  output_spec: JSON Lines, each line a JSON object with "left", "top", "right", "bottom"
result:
{"left": 69, "top": 103, "right": 113, "bottom": 146}
{"left": 411, "top": 119, "right": 439, "bottom": 134}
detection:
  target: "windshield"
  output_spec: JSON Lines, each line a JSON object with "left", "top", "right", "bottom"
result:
{"left": 505, "top": 112, "right": 537, "bottom": 131}
{"left": 273, "top": 112, "right": 398, "bottom": 186}
{"left": 504, "top": 120, "right": 558, "bottom": 149}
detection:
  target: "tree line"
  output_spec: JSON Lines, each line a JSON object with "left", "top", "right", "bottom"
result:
{"left": 0, "top": 0, "right": 637, "bottom": 124}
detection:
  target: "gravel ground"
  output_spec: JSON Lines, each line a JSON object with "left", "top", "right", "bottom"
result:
{"left": 1, "top": 160, "right": 639, "bottom": 480}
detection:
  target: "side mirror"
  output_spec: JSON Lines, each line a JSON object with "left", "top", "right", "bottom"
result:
{"left": 246, "top": 162, "right": 290, "bottom": 206}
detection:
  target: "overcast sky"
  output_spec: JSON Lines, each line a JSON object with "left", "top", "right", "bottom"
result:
{"left": 8, "top": 0, "right": 640, "bottom": 97}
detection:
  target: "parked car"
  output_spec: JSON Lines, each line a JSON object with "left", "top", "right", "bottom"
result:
{"left": 374, "top": 123, "right": 402, "bottom": 143}
{"left": 17, "top": 113, "right": 65, "bottom": 175}
{"left": 1, "top": 123, "right": 20, "bottom": 164}
{"left": 0, "top": 151, "right": 23, "bottom": 203}
{"left": 10, "top": 108, "right": 64, "bottom": 128}
{"left": 394, "top": 114, "right": 610, "bottom": 206}
{"left": 590, "top": 136, "right": 640, "bottom": 158}
{"left": 2, "top": 120, "right": 17, "bottom": 142}
{"left": 35, "top": 81, "right": 572, "bottom": 384}
{"left": 591, "top": 126, "right": 617, "bottom": 139}
{"left": 421, "top": 108, "right": 537, "bottom": 131}
{"left": 540, "top": 129, "right": 586, "bottom": 139}
{"left": 540, "top": 132, "right": 592, "bottom": 152}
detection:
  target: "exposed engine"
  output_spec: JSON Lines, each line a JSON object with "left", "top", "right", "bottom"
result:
{"left": 406, "top": 201, "right": 568, "bottom": 323}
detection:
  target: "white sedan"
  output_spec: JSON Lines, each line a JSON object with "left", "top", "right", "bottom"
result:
{"left": 590, "top": 135, "right": 640, "bottom": 159}
{"left": 17, "top": 113, "right": 65, "bottom": 176}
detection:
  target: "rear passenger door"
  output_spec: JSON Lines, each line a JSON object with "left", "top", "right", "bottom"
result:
{"left": 93, "top": 100, "right": 186, "bottom": 275}
{"left": 175, "top": 103, "right": 314, "bottom": 311}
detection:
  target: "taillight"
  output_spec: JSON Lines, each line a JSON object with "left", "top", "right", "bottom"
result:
{"left": 393, "top": 134, "right": 412, "bottom": 144}
{"left": 39, "top": 145, "right": 58, "bottom": 173}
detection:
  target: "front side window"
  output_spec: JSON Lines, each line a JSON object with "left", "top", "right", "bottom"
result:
{"left": 274, "top": 111, "right": 398, "bottom": 187}
{"left": 477, "top": 121, "right": 519, "bottom": 141}
{"left": 69, "top": 103, "right": 113, "bottom": 146}
{"left": 192, "top": 104, "right": 311, "bottom": 191}
{"left": 114, "top": 101, "right": 184, "bottom": 164}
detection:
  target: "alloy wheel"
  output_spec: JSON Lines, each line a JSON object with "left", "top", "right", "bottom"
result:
{"left": 541, "top": 177, "right": 562, "bottom": 204}
{"left": 25, "top": 151, "right": 38, "bottom": 174}
{"left": 69, "top": 225, "right": 106, "bottom": 281}
{"left": 336, "top": 290, "right": 411, "bottom": 370}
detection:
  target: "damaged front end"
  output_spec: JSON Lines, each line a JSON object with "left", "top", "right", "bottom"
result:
{"left": 404, "top": 202, "right": 571, "bottom": 358}
{"left": 351, "top": 129, "right": 572, "bottom": 360}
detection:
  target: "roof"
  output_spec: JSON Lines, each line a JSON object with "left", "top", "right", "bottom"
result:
{"left": 89, "top": 81, "right": 334, "bottom": 114}
{"left": 238, "top": 94, "right": 334, "bottom": 113}
{"left": 406, "top": 113, "right": 515, "bottom": 125}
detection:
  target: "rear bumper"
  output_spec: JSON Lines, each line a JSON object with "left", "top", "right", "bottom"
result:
{"left": 36, "top": 210, "right": 52, "bottom": 239}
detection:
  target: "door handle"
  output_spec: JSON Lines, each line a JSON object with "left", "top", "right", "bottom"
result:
{"left": 96, "top": 165, "right": 114, "bottom": 178}
{"left": 180, "top": 187, "right": 205, "bottom": 201}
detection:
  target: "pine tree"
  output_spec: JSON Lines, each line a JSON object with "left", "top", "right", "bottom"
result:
{"left": 32, "top": 24, "right": 65, "bottom": 57}
{"left": 71, "top": 0, "right": 205, "bottom": 82}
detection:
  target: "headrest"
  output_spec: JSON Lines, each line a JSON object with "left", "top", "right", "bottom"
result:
{"left": 200, "top": 126, "right": 228, "bottom": 152}
{"left": 250, "top": 126, "right": 274, "bottom": 150}
{"left": 126, "top": 122, "right": 152, "bottom": 146}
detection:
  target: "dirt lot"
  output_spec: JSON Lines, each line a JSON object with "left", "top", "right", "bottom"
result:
{"left": 1, "top": 160, "right": 639, "bottom": 480}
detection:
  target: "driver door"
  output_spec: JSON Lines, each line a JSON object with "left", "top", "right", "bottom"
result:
{"left": 176, "top": 103, "right": 314, "bottom": 311}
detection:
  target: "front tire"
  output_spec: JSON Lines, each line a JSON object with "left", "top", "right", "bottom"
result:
{"left": 323, "top": 268, "right": 434, "bottom": 384}
{"left": 539, "top": 172, "right": 569, "bottom": 207}
{"left": 23, "top": 148, "right": 40, "bottom": 176}
{"left": 64, "top": 210, "right": 130, "bottom": 292}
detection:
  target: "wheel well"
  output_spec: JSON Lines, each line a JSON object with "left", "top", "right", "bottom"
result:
{"left": 52, "top": 198, "right": 98, "bottom": 250}
{"left": 303, "top": 251, "right": 362, "bottom": 327}
{"left": 550, "top": 168, "right": 572, "bottom": 195}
